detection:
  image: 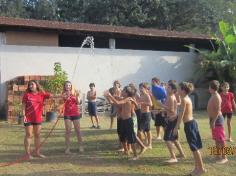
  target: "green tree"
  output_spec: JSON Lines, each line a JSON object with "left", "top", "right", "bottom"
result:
{"left": 24, "top": 0, "right": 58, "bottom": 20}
{"left": 0, "top": 0, "right": 26, "bottom": 17}
{"left": 190, "top": 21, "right": 236, "bottom": 88}
{"left": 0, "top": 0, "right": 235, "bottom": 34}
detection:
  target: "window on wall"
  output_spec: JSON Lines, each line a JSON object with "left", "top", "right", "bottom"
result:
{"left": 59, "top": 34, "right": 213, "bottom": 52}
{"left": 59, "top": 35, "right": 109, "bottom": 48}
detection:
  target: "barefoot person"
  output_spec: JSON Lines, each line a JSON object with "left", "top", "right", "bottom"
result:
{"left": 174, "top": 82, "right": 206, "bottom": 175}
{"left": 138, "top": 83, "right": 153, "bottom": 149}
{"left": 109, "top": 80, "right": 122, "bottom": 129}
{"left": 220, "top": 82, "right": 236, "bottom": 142}
{"left": 151, "top": 77, "right": 167, "bottom": 140}
{"left": 207, "top": 80, "right": 228, "bottom": 164}
{"left": 62, "top": 81, "right": 84, "bottom": 154}
{"left": 159, "top": 82, "right": 185, "bottom": 163}
{"left": 105, "top": 86, "right": 139, "bottom": 160}
{"left": 22, "top": 80, "right": 51, "bottom": 159}
{"left": 87, "top": 83, "right": 100, "bottom": 129}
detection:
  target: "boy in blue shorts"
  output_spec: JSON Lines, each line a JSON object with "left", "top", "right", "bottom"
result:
{"left": 174, "top": 82, "right": 206, "bottom": 175}
{"left": 87, "top": 83, "right": 100, "bottom": 129}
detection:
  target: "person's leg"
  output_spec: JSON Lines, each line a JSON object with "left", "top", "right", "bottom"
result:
{"left": 137, "top": 131, "right": 143, "bottom": 142}
{"left": 33, "top": 124, "right": 44, "bottom": 157}
{"left": 110, "top": 106, "right": 116, "bottom": 129}
{"left": 220, "top": 140, "right": 228, "bottom": 160}
{"left": 147, "top": 130, "right": 152, "bottom": 149}
{"left": 165, "top": 141, "right": 177, "bottom": 163}
{"left": 73, "top": 119, "right": 84, "bottom": 152}
{"left": 88, "top": 102, "right": 95, "bottom": 128}
{"left": 135, "top": 135, "right": 147, "bottom": 155}
{"left": 145, "top": 113, "right": 152, "bottom": 147}
{"left": 174, "top": 140, "right": 185, "bottom": 158}
{"left": 24, "top": 125, "right": 33, "bottom": 158}
{"left": 64, "top": 119, "right": 72, "bottom": 154}
{"left": 227, "top": 114, "right": 232, "bottom": 141}
{"left": 95, "top": 115, "right": 100, "bottom": 128}
{"left": 90, "top": 116, "right": 96, "bottom": 128}
{"left": 155, "top": 113, "right": 163, "bottom": 140}
{"left": 156, "top": 126, "right": 162, "bottom": 139}
{"left": 131, "top": 143, "right": 138, "bottom": 160}
{"left": 192, "top": 150, "right": 206, "bottom": 175}
{"left": 215, "top": 140, "right": 228, "bottom": 164}
{"left": 93, "top": 102, "right": 100, "bottom": 128}
{"left": 110, "top": 116, "right": 114, "bottom": 129}
{"left": 122, "top": 142, "right": 128, "bottom": 155}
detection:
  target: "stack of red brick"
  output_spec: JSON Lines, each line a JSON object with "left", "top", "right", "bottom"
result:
{"left": 7, "top": 75, "right": 54, "bottom": 123}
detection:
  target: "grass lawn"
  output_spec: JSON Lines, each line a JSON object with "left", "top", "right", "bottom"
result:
{"left": 0, "top": 111, "right": 236, "bottom": 176}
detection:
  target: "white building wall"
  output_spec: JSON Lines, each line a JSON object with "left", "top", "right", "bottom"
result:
{"left": 0, "top": 45, "right": 197, "bottom": 106}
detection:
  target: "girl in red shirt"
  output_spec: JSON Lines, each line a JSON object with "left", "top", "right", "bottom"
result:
{"left": 22, "top": 80, "right": 51, "bottom": 159}
{"left": 220, "top": 82, "right": 236, "bottom": 142}
{"left": 62, "top": 81, "right": 83, "bottom": 154}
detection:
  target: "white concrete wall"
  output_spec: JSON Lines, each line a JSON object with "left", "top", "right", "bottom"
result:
{"left": 0, "top": 45, "right": 197, "bottom": 106}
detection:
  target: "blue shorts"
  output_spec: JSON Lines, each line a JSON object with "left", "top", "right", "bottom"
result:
{"left": 139, "top": 112, "right": 151, "bottom": 132}
{"left": 88, "top": 102, "right": 97, "bottom": 116}
{"left": 184, "top": 119, "right": 202, "bottom": 151}
{"left": 120, "top": 118, "right": 136, "bottom": 144}
{"left": 164, "top": 118, "right": 178, "bottom": 141}
{"left": 64, "top": 115, "right": 81, "bottom": 121}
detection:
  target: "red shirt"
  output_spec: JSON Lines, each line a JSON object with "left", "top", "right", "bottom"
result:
{"left": 220, "top": 92, "right": 235, "bottom": 113}
{"left": 22, "top": 92, "right": 51, "bottom": 123}
{"left": 64, "top": 95, "right": 80, "bottom": 116}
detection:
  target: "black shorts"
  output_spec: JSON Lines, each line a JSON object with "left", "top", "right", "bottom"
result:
{"left": 117, "top": 118, "right": 122, "bottom": 136}
{"left": 64, "top": 115, "right": 81, "bottom": 121}
{"left": 24, "top": 122, "right": 42, "bottom": 127}
{"left": 88, "top": 102, "right": 97, "bottom": 116}
{"left": 135, "top": 109, "right": 142, "bottom": 131}
{"left": 222, "top": 112, "right": 233, "bottom": 119}
{"left": 184, "top": 119, "right": 202, "bottom": 151}
{"left": 120, "top": 118, "right": 136, "bottom": 144}
{"left": 164, "top": 118, "right": 178, "bottom": 141}
{"left": 139, "top": 112, "right": 151, "bottom": 132}
{"left": 155, "top": 112, "right": 167, "bottom": 127}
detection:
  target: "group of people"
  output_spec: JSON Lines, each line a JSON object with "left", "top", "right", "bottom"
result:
{"left": 21, "top": 77, "right": 235, "bottom": 176}
{"left": 103, "top": 78, "right": 234, "bottom": 175}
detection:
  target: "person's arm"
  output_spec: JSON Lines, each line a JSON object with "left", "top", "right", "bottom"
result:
{"left": 173, "top": 98, "right": 186, "bottom": 135}
{"left": 160, "top": 97, "right": 175, "bottom": 113}
{"left": 232, "top": 99, "right": 236, "bottom": 113}
{"left": 90, "top": 91, "right": 96, "bottom": 100}
{"left": 22, "top": 93, "right": 27, "bottom": 119}
{"left": 175, "top": 93, "right": 181, "bottom": 106}
{"left": 75, "top": 90, "right": 80, "bottom": 104}
{"left": 43, "top": 92, "right": 52, "bottom": 100}
{"left": 106, "top": 93, "right": 127, "bottom": 105}
{"left": 231, "top": 93, "right": 236, "bottom": 113}
{"left": 86, "top": 91, "right": 90, "bottom": 101}
{"left": 130, "top": 98, "right": 138, "bottom": 109}
{"left": 210, "top": 96, "right": 221, "bottom": 128}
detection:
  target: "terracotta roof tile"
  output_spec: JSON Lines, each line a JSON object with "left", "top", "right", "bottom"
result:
{"left": 0, "top": 16, "right": 211, "bottom": 40}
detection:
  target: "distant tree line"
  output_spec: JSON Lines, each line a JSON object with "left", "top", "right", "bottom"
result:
{"left": 0, "top": 0, "right": 235, "bottom": 34}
